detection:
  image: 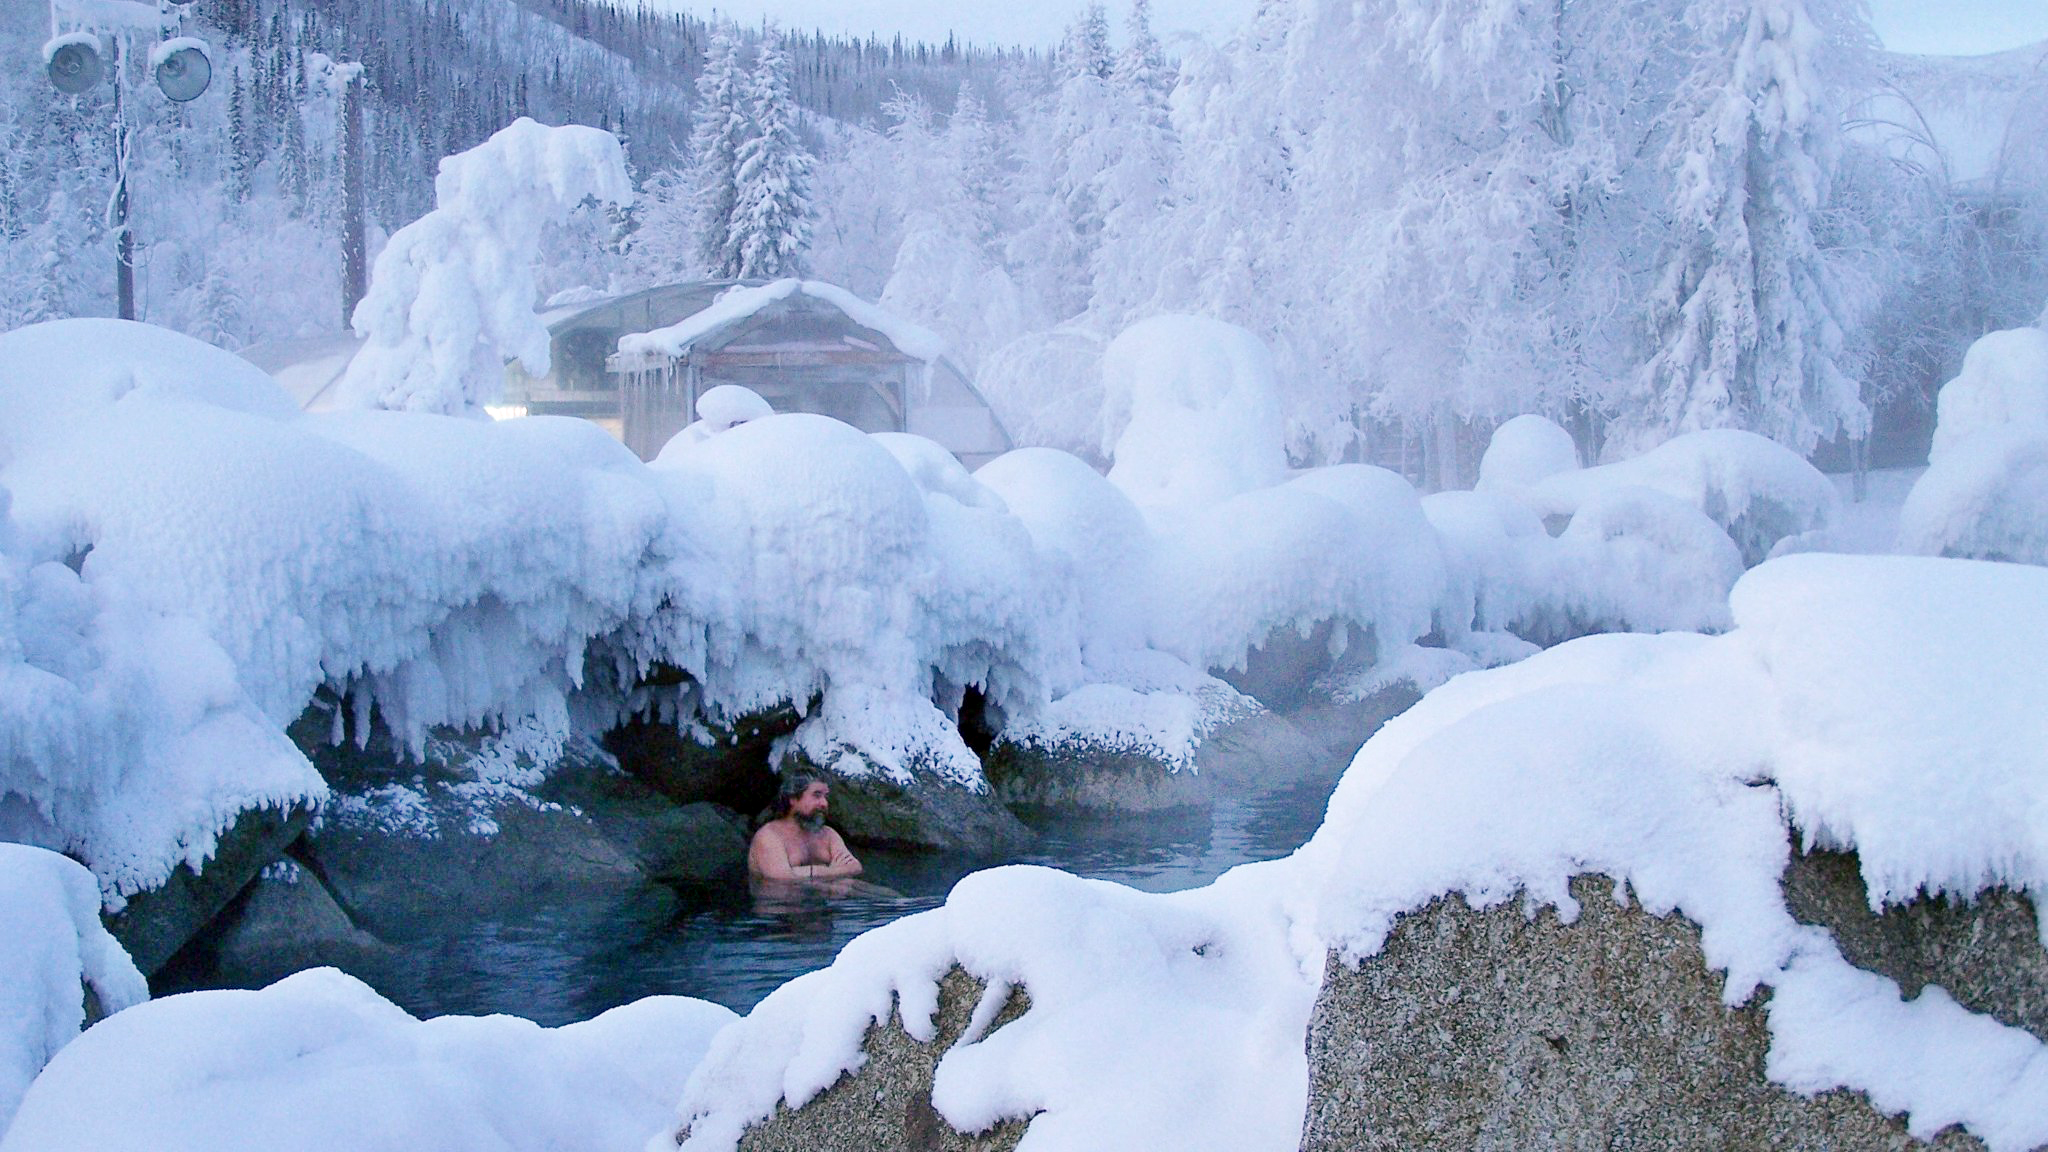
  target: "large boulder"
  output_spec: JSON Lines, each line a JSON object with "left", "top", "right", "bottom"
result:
{"left": 1299, "top": 863, "right": 2043, "bottom": 1150}
{"left": 982, "top": 741, "right": 1211, "bottom": 815}
{"left": 104, "top": 802, "right": 312, "bottom": 977}
{"left": 540, "top": 762, "right": 748, "bottom": 884}
{"left": 174, "top": 856, "right": 389, "bottom": 991}
{"left": 810, "top": 760, "right": 1035, "bottom": 857}
{"left": 722, "top": 967, "right": 1031, "bottom": 1152}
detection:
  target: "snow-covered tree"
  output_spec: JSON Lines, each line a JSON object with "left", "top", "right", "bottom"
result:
{"left": 1009, "top": 5, "right": 1119, "bottom": 323}
{"left": 731, "top": 29, "right": 814, "bottom": 279}
{"left": 1088, "top": 0, "right": 1179, "bottom": 326}
{"left": 879, "top": 86, "right": 1026, "bottom": 372}
{"left": 339, "top": 119, "right": 634, "bottom": 415}
{"left": 690, "top": 28, "right": 749, "bottom": 278}
{"left": 1622, "top": 0, "right": 1870, "bottom": 456}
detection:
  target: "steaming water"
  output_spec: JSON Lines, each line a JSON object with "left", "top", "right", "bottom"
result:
{"left": 164, "top": 694, "right": 1412, "bottom": 1025}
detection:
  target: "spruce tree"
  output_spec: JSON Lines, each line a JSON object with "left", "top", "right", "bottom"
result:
{"left": 731, "top": 29, "right": 814, "bottom": 279}
{"left": 1626, "top": 0, "right": 1868, "bottom": 455}
{"left": 689, "top": 28, "right": 748, "bottom": 277}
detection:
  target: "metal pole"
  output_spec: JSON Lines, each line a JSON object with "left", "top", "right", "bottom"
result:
{"left": 112, "top": 42, "right": 134, "bottom": 321}
{"left": 340, "top": 70, "right": 367, "bottom": 328}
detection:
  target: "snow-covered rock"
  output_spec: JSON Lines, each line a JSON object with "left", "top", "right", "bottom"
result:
{"left": 1527, "top": 428, "right": 1838, "bottom": 566}
{"left": 0, "top": 968, "right": 734, "bottom": 1152}
{"left": 1899, "top": 323, "right": 2048, "bottom": 565}
{"left": 0, "top": 845, "right": 147, "bottom": 1140}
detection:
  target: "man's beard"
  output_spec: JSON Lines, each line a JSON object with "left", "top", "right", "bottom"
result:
{"left": 798, "top": 812, "right": 826, "bottom": 833}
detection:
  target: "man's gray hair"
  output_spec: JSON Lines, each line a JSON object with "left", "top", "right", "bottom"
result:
{"left": 774, "top": 768, "right": 822, "bottom": 817}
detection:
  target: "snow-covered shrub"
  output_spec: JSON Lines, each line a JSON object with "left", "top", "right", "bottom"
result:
{"left": 1899, "top": 324, "right": 2048, "bottom": 564}
{"left": 1526, "top": 428, "right": 1839, "bottom": 566}
{"left": 669, "top": 554, "right": 2048, "bottom": 1152}
{"left": 0, "top": 845, "right": 147, "bottom": 1138}
{"left": 1926, "top": 326, "right": 2048, "bottom": 460}
{"left": 1148, "top": 465, "right": 1445, "bottom": 676}
{"left": 1100, "top": 315, "right": 1288, "bottom": 509}
{"left": 339, "top": 119, "right": 634, "bottom": 416}
{"left": 973, "top": 328, "right": 1109, "bottom": 462}
{"left": 1, "top": 967, "right": 733, "bottom": 1152}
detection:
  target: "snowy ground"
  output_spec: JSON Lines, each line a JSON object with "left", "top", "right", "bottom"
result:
{"left": 1824, "top": 467, "right": 1925, "bottom": 554}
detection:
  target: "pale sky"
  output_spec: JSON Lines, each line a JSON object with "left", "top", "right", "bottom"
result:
{"left": 660, "top": 0, "right": 2048, "bottom": 56}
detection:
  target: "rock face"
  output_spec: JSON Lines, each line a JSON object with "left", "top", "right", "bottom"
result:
{"left": 983, "top": 741, "right": 1211, "bottom": 814}
{"left": 180, "top": 857, "right": 388, "bottom": 990}
{"left": 603, "top": 703, "right": 795, "bottom": 816}
{"left": 1216, "top": 619, "right": 1369, "bottom": 712}
{"left": 1783, "top": 850, "right": 2048, "bottom": 1039}
{"left": 537, "top": 762, "right": 748, "bottom": 884}
{"left": 104, "top": 802, "right": 312, "bottom": 976}
{"left": 1298, "top": 862, "right": 2043, "bottom": 1151}
{"left": 815, "top": 761, "right": 1035, "bottom": 856}
{"left": 725, "top": 967, "right": 1032, "bottom": 1152}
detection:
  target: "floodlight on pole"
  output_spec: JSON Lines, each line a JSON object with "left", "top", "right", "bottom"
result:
{"left": 42, "top": 0, "right": 215, "bottom": 321}
{"left": 150, "top": 37, "right": 211, "bottom": 103}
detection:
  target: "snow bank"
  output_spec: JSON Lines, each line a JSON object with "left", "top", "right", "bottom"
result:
{"left": 0, "top": 845, "right": 146, "bottom": 1140}
{"left": 1899, "top": 323, "right": 2048, "bottom": 564}
{"left": 341, "top": 119, "right": 633, "bottom": 416}
{"left": 669, "top": 863, "right": 1313, "bottom": 1152}
{"left": 615, "top": 280, "right": 948, "bottom": 367}
{"left": 1100, "top": 315, "right": 1288, "bottom": 509}
{"left": 1, "top": 967, "right": 734, "bottom": 1152}
{"left": 1525, "top": 427, "right": 1838, "bottom": 566}
{"left": 669, "top": 553, "right": 2048, "bottom": 1152}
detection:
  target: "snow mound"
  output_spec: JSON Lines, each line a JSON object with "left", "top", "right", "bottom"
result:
{"left": 1927, "top": 325, "right": 2048, "bottom": 460}
{"left": 1476, "top": 414, "right": 1580, "bottom": 492}
{"left": 670, "top": 553, "right": 2048, "bottom": 1152}
{"left": 0, "top": 319, "right": 298, "bottom": 461}
{"left": 694, "top": 385, "right": 775, "bottom": 434}
{"left": 1528, "top": 429, "right": 1838, "bottom": 566}
{"left": 1897, "top": 427, "right": 2048, "bottom": 563}
{"left": 975, "top": 447, "right": 1152, "bottom": 663}
{"left": 1148, "top": 465, "right": 1444, "bottom": 676}
{"left": 654, "top": 385, "right": 776, "bottom": 458}
{"left": 1, "top": 967, "right": 735, "bottom": 1152}
{"left": 0, "top": 845, "right": 147, "bottom": 1139}
{"left": 1425, "top": 484, "right": 1740, "bottom": 646}
{"left": 341, "top": 119, "right": 634, "bottom": 416}
{"left": 1900, "top": 323, "right": 2048, "bottom": 564}
{"left": 1100, "top": 316, "right": 1288, "bottom": 509}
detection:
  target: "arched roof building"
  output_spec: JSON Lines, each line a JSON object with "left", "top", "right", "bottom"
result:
{"left": 507, "top": 279, "right": 1013, "bottom": 465}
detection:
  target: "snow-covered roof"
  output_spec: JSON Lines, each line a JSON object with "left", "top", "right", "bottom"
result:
{"left": 612, "top": 279, "right": 949, "bottom": 369}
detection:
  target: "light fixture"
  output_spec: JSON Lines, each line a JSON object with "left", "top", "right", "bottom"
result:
{"left": 44, "top": 34, "right": 102, "bottom": 95}
{"left": 151, "top": 38, "right": 211, "bottom": 102}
